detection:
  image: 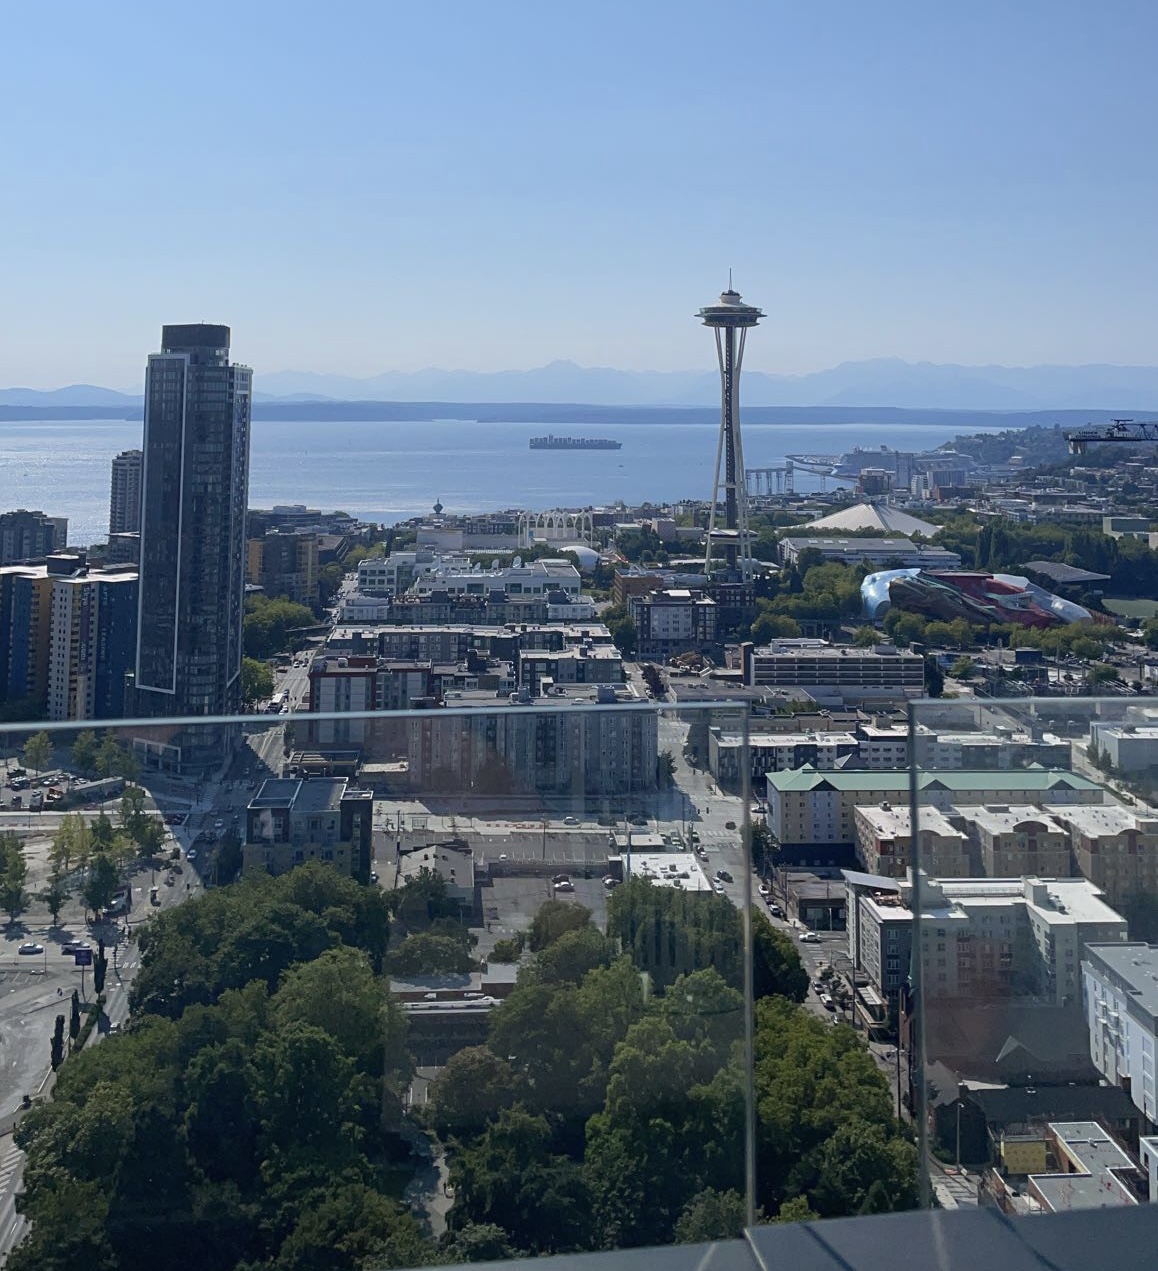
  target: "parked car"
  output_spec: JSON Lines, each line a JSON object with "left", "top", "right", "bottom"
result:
{"left": 819, "top": 993, "right": 836, "bottom": 1011}
{"left": 715, "top": 869, "right": 733, "bottom": 883}
{"left": 563, "top": 815, "right": 579, "bottom": 826}
{"left": 768, "top": 903, "right": 784, "bottom": 918}
{"left": 553, "top": 880, "right": 575, "bottom": 892}
{"left": 602, "top": 875, "right": 620, "bottom": 888}
{"left": 758, "top": 882, "right": 770, "bottom": 897}
{"left": 61, "top": 942, "right": 91, "bottom": 955}
{"left": 18, "top": 942, "right": 44, "bottom": 956}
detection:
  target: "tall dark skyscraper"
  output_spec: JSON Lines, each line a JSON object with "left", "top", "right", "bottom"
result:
{"left": 134, "top": 325, "right": 251, "bottom": 761}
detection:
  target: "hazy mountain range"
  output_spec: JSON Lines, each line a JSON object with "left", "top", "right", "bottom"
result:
{"left": 6, "top": 358, "right": 1158, "bottom": 410}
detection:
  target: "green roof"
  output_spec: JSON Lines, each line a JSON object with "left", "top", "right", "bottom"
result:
{"left": 766, "top": 768, "right": 1101, "bottom": 794}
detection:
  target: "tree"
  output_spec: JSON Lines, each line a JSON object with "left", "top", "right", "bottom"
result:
{"left": 71, "top": 729, "right": 99, "bottom": 774}
{"left": 529, "top": 898, "right": 592, "bottom": 951}
{"left": 524, "top": 925, "right": 615, "bottom": 987}
{"left": 39, "top": 870, "right": 71, "bottom": 927}
{"left": 447, "top": 1107, "right": 592, "bottom": 1254}
{"left": 69, "top": 989, "right": 81, "bottom": 1043}
{"left": 22, "top": 730, "right": 53, "bottom": 778}
{"left": 490, "top": 934, "right": 524, "bottom": 963}
{"left": 949, "top": 656, "right": 976, "bottom": 679}
{"left": 240, "top": 655, "right": 275, "bottom": 706}
{"left": 426, "top": 1047, "right": 521, "bottom": 1140}
{"left": 0, "top": 833, "right": 29, "bottom": 923}
{"left": 675, "top": 1188, "right": 749, "bottom": 1243}
{"left": 52, "top": 812, "right": 91, "bottom": 873}
{"left": 93, "top": 940, "right": 108, "bottom": 996}
{"left": 50, "top": 1014, "right": 65, "bottom": 1071}
{"left": 439, "top": 1223, "right": 516, "bottom": 1264}
{"left": 852, "top": 626, "right": 882, "bottom": 647}
{"left": 82, "top": 853, "right": 120, "bottom": 918}
{"left": 95, "top": 733, "right": 139, "bottom": 781}
{"left": 389, "top": 931, "right": 474, "bottom": 977}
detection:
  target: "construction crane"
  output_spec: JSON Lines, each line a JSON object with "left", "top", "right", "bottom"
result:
{"left": 1065, "top": 418, "right": 1158, "bottom": 454}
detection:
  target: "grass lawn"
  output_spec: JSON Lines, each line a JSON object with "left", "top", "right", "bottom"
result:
{"left": 1102, "top": 598, "right": 1158, "bottom": 619}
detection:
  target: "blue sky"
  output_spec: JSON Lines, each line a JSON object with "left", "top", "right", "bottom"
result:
{"left": 4, "top": 0, "right": 1158, "bottom": 387}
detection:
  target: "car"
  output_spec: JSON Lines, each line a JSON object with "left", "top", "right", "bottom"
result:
{"left": 715, "top": 869, "right": 733, "bottom": 883}
{"left": 18, "top": 942, "right": 44, "bottom": 956}
{"left": 602, "top": 875, "right": 620, "bottom": 888}
{"left": 61, "top": 941, "right": 91, "bottom": 955}
{"left": 213, "top": 818, "right": 224, "bottom": 829}
{"left": 553, "top": 880, "right": 575, "bottom": 892}
{"left": 799, "top": 931, "right": 820, "bottom": 944}
{"left": 370, "top": 871, "right": 379, "bottom": 883}
{"left": 758, "top": 882, "right": 770, "bottom": 897}
{"left": 563, "top": 815, "right": 579, "bottom": 826}
{"left": 423, "top": 991, "right": 438, "bottom": 1001}
{"left": 819, "top": 994, "right": 836, "bottom": 1011}
{"left": 768, "top": 903, "right": 784, "bottom": 918}
{"left": 712, "top": 880, "right": 725, "bottom": 894}
{"left": 498, "top": 853, "right": 508, "bottom": 861}
{"left": 187, "top": 849, "right": 198, "bottom": 861}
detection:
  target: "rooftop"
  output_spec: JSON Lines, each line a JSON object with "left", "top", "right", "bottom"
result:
{"left": 801, "top": 501, "right": 939, "bottom": 536}
{"left": 854, "top": 803, "right": 964, "bottom": 841}
{"left": 249, "top": 777, "right": 350, "bottom": 814}
{"left": 954, "top": 804, "right": 1068, "bottom": 837}
{"left": 767, "top": 768, "right": 1102, "bottom": 795}
{"left": 626, "top": 852, "right": 713, "bottom": 892}
{"left": 1029, "top": 1122, "right": 1139, "bottom": 1211}
{"left": 1083, "top": 942, "right": 1158, "bottom": 1021}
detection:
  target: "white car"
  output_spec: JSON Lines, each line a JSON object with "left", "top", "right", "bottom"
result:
{"left": 214, "top": 819, "right": 224, "bottom": 829}
{"left": 758, "top": 883, "right": 770, "bottom": 897}
{"left": 553, "top": 880, "right": 575, "bottom": 893}
{"left": 563, "top": 815, "right": 579, "bottom": 826}
{"left": 798, "top": 931, "right": 820, "bottom": 944}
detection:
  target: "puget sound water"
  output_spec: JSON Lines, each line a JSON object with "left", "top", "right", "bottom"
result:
{"left": 0, "top": 415, "right": 1003, "bottom": 547}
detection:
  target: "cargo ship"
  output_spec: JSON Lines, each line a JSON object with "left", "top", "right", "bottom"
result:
{"left": 529, "top": 434, "right": 622, "bottom": 450}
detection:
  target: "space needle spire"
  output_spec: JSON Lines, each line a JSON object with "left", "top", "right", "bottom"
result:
{"left": 698, "top": 283, "right": 763, "bottom": 578}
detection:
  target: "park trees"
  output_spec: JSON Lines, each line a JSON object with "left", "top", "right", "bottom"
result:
{"left": 0, "top": 831, "right": 29, "bottom": 923}
{"left": 22, "top": 730, "right": 53, "bottom": 778}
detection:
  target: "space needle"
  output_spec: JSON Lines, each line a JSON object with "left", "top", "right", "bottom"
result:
{"left": 699, "top": 282, "right": 764, "bottom": 578}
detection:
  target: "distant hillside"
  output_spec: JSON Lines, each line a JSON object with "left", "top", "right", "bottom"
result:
{"left": 10, "top": 357, "right": 1158, "bottom": 412}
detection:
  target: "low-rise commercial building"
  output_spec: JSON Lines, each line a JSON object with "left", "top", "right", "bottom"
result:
{"left": 1089, "top": 723, "right": 1158, "bottom": 773}
{"left": 397, "top": 839, "right": 476, "bottom": 906}
{"left": 411, "top": 556, "right": 582, "bottom": 600}
{"left": 243, "top": 777, "right": 373, "bottom": 882}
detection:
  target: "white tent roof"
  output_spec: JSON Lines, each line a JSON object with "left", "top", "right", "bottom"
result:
{"left": 802, "top": 502, "right": 938, "bottom": 537}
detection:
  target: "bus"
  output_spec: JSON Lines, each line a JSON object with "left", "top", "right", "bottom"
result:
{"left": 267, "top": 691, "right": 287, "bottom": 714}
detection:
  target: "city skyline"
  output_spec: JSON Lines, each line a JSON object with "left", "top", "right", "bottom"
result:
{"left": 4, "top": 2, "right": 1158, "bottom": 387}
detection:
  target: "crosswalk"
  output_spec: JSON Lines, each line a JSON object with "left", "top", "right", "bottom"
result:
{"left": 0, "top": 1146, "right": 21, "bottom": 1198}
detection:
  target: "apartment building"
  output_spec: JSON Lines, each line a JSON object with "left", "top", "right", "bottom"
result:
{"left": 853, "top": 803, "right": 971, "bottom": 877}
{"left": 1083, "top": 942, "right": 1158, "bottom": 1123}
{"left": 744, "top": 642, "right": 924, "bottom": 702}
{"left": 46, "top": 567, "right": 138, "bottom": 721}
{"left": 243, "top": 777, "right": 373, "bottom": 882}
{"left": 710, "top": 728, "right": 860, "bottom": 786}
{"left": 848, "top": 872, "right": 1127, "bottom": 1007}
{"left": 628, "top": 589, "right": 717, "bottom": 661}
{"left": 406, "top": 684, "right": 656, "bottom": 799}
{"left": 1048, "top": 803, "right": 1158, "bottom": 908}
{"left": 955, "top": 804, "right": 1073, "bottom": 879}
{"left": 767, "top": 768, "right": 1104, "bottom": 855}
{"left": 246, "top": 531, "right": 319, "bottom": 607}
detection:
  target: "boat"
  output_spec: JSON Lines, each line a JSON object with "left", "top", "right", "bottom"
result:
{"left": 529, "top": 435, "right": 622, "bottom": 450}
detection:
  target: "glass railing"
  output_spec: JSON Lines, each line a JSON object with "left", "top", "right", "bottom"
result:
{"left": 27, "top": 691, "right": 1156, "bottom": 1261}
{"left": 906, "top": 695, "right": 1158, "bottom": 1217}
{"left": 1, "top": 699, "right": 832, "bottom": 1267}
